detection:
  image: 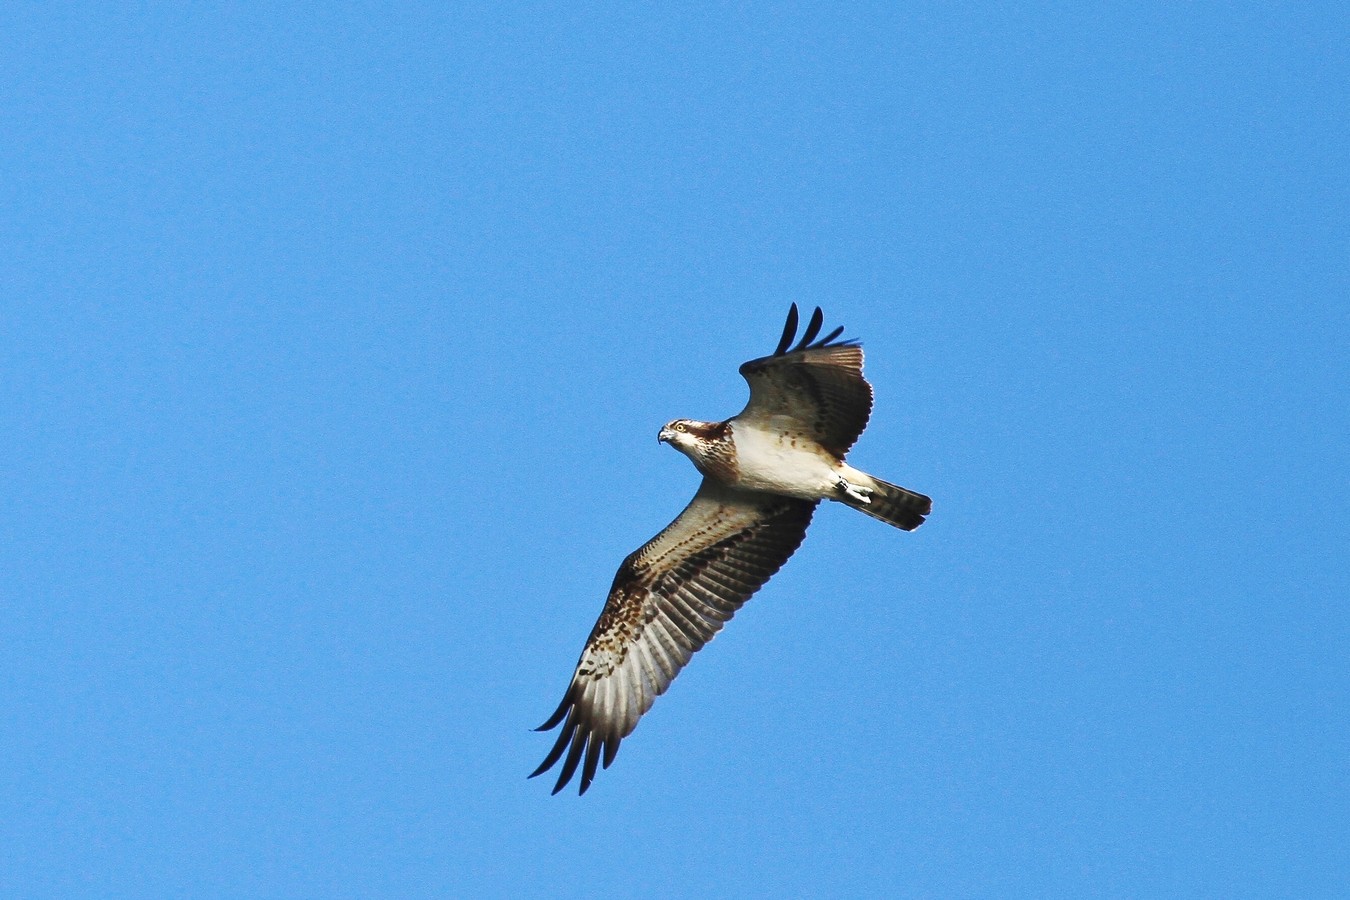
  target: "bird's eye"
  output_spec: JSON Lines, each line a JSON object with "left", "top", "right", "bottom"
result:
{"left": 675, "top": 422, "right": 687, "bottom": 432}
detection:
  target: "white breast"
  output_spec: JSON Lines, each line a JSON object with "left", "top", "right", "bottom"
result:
{"left": 728, "top": 419, "right": 844, "bottom": 500}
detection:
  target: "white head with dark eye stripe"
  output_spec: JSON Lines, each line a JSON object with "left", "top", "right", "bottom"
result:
{"left": 658, "top": 418, "right": 726, "bottom": 457}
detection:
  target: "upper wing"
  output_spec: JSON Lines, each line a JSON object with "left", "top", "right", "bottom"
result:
{"left": 736, "top": 304, "right": 873, "bottom": 458}
{"left": 531, "top": 479, "right": 818, "bottom": 795}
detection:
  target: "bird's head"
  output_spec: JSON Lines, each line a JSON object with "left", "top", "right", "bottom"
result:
{"left": 658, "top": 419, "right": 695, "bottom": 450}
{"left": 658, "top": 419, "right": 727, "bottom": 462}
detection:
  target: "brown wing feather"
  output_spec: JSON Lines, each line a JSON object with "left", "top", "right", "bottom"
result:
{"left": 532, "top": 480, "right": 817, "bottom": 795}
{"left": 738, "top": 341, "right": 874, "bottom": 458}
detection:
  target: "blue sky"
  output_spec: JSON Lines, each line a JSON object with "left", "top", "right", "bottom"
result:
{"left": 3, "top": 2, "right": 1347, "bottom": 897}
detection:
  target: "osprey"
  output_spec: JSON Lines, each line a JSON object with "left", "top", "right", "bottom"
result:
{"left": 532, "top": 305, "right": 931, "bottom": 794}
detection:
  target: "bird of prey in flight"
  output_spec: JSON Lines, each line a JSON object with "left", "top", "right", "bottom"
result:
{"left": 531, "top": 305, "right": 931, "bottom": 795}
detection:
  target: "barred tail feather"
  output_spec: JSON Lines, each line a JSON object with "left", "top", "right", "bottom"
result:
{"left": 845, "top": 476, "right": 931, "bottom": 531}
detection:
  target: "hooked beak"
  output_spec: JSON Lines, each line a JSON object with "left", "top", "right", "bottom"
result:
{"left": 658, "top": 426, "right": 674, "bottom": 444}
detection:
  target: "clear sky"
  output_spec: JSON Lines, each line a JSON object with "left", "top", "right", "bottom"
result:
{"left": 3, "top": 3, "right": 1347, "bottom": 897}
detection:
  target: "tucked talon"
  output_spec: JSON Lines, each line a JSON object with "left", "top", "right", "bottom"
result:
{"left": 836, "top": 479, "right": 873, "bottom": 504}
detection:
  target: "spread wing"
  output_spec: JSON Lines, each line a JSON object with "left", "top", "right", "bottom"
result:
{"left": 736, "top": 304, "right": 873, "bottom": 458}
{"left": 531, "top": 479, "right": 818, "bottom": 795}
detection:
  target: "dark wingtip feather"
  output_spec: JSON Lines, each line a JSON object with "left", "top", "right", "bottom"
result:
{"left": 602, "top": 733, "right": 620, "bottom": 769}
{"left": 794, "top": 306, "right": 824, "bottom": 350}
{"left": 529, "top": 719, "right": 575, "bottom": 780}
{"left": 579, "top": 734, "right": 603, "bottom": 794}
{"left": 773, "top": 303, "right": 799, "bottom": 356}
{"left": 533, "top": 689, "right": 624, "bottom": 794}
{"left": 553, "top": 729, "right": 588, "bottom": 795}
{"left": 773, "top": 309, "right": 854, "bottom": 356}
{"left": 534, "top": 685, "right": 575, "bottom": 732}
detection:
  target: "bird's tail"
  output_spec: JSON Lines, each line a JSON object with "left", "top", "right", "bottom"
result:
{"left": 841, "top": 475, "right": 932, "bottom": 532}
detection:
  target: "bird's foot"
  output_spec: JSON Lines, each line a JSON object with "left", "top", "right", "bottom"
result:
{"left": 836, "top": 479, "right": 873, "bottom": 504}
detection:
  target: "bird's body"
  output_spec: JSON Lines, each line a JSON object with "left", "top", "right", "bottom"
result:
{"left": 665, "top": 416, "right": 867, "bottom": 500}
{"left": 532, "top": 305, "right": 931, "bottom": 794}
